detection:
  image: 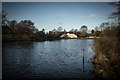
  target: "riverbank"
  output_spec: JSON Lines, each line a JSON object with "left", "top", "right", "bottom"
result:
{"left": 92, "top": 35, "right": 120, "bottom": 79}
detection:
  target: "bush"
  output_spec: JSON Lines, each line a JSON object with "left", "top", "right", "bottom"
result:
{"left": 93, "top": 26, "right": 120, "bottom": 78}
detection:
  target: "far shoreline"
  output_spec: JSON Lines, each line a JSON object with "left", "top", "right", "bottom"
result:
{"left": 2, "top": 38, "right": 97, "bottom": 42}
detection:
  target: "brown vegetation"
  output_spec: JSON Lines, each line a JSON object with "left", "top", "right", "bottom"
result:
{"left": 93, "top": 2, "right": 120, "bottom": 78}
{"left": 93, "top": 25, "right": 120, "bottom": 79}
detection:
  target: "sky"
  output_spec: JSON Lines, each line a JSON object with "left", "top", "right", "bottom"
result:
{"left": 2, "top": 2, "right": 116, "bottom": 32}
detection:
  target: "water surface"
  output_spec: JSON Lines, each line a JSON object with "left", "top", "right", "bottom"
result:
{"left": 3, "top": 39, "right": 95, "bottom": 79}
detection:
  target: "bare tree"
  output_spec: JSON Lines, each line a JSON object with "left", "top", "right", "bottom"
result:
{"left": 108, "top": 1, "right": 120, "bottom": 25}
{"left": 57, "top": 27, "right": 63, "bottom": 32}
{"left": 80, "top": 25, "right": 87, "bottom": 33}
{"left": 2, "top": 10, "right": 8, "bottom": 27}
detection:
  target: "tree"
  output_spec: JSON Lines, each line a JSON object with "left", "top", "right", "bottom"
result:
{"left": 69, "top": 29, "right": 75, "bottom": 33}
{"left": 2, "top": 10, "right": 8, "bottom": 27}
{"left": 17, "top": 20, "right": 35, "bottom": 35}
{"left": 91, "top": 29, "right": 94, "bottom": 34}
{"left": 42, "top": 28, "right": 45, "bottom": 33}
{"left": 2, "top": 10, "right": 11, "bottom": 34}
{"left": 33, "top": 28, "right": 39, "bottom": 33}
{"left": 74, "top": 29, "right": 78, "bottom": 32}
{"left": 75, "top": 31, "right": 81, "bottom": 37}
{"left": 63, "top": 29, "right": 67, "bottom": 34}
{"left": 95, "top": 26, "right": 99, "bottom": 31}
{"left": 57, "top": 27, "right": 63, "bottom": 32}
{"left": 100, "top": 23, "right": 105, "bottom": 31}
{"left": 108, "top": 1, "right": 120, "bottom": 25}
{"left": 8, "top": 20, "right": 17, "bottom": 34}
{"left": 69, "top": 29, "right": 78, "bottom": 34}
{"left": 100, "top": 22, "right": 110, "bottom": 31}
{"left": 52, "top": 29, "right": 57, "bottom": 34}
{"left": 80, "top": 25, "right": 87, "bottom": 33}
{"left": 79, "top": 25, "right": 88, "bottom": 37}
{"left": 34, "top": 30, "right": 46, "bottom": 41}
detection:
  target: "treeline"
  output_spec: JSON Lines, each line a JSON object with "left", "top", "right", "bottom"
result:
{"left": 1, "top": 11, "right": 63, "bottom": 41}
{"left": 2, "top": 19, "right": 63, "bottom": 41}
{"left": 93, "top": 2, "right": 120, "bottom": 79}
{"left": 2, "top": 21, "right": 101, "bottom": 42}
{"left": 2, "top": 11, "right": 102, "bottom": 42}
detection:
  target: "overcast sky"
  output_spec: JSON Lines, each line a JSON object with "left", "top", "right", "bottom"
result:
{"left": 3, "top": 2, "right": 115, "bottom": 32}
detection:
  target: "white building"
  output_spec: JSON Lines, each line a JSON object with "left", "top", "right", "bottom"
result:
{"left": 60, "top": 33, "right": 78, "bottom": 39}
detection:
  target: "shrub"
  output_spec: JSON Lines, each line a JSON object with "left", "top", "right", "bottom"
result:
{"left": 93, "top": 25, "right": 120, "bottom": 78}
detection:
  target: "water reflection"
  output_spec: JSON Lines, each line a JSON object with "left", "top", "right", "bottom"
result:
{"left": 3, "top": 39, "right": 95, "bottom": 79}
{"left": 3, "top": 41, "right": 34, "bottom": 49}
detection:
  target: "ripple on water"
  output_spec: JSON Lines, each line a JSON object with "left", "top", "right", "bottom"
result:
{"left": 3, "top": 39, "right": 95, "bottom": 79}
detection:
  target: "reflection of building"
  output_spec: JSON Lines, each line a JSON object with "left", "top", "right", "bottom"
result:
{"left": 60, "top": 33, "right": 78, "bottom": 39}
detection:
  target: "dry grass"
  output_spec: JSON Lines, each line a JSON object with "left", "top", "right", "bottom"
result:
{"left": 93, "top": 26, "right": 120, "bottom": 78}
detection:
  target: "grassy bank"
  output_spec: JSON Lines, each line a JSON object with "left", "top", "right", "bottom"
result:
{"left": 92, "top": 26, "right": 120, "bottom": 79}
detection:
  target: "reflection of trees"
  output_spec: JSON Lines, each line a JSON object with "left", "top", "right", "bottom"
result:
{"left": 17, "top": 42, "right": 34, "bottom": 48}
{"left": 3, "top": 42, "right": 34, "bottom": 49}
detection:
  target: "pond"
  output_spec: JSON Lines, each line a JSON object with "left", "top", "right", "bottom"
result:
{"left": 2, "top": 39, "right": 95, "bottom": 79}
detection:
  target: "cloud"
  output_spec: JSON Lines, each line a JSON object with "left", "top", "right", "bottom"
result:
{"left": 88, "top": 14, "right": 97, "bottom": 18}
{"left": 78, "top": 16, "right": 84, "bottom": 19}
{"left": 58, "top": 22, "right": 63, "bottom": 25}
